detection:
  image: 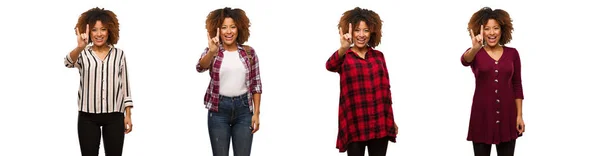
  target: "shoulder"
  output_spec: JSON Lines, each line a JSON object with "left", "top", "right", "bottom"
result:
{"left": 113, "top": 47, "right": 124, "bottom": 53}
{"left": 242, "top": 45, "right": 256, "bottom": 55}
{"left": 371, "top": 49, "right": 385, "bottom": 57}
{"left": 503, "top": 46, "right": 518, "bottom": 53}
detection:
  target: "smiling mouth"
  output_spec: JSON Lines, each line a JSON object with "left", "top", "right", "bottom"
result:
{"left": 94, "top": 37, "right": 104, "bottom": 42}
{"left": 356, "top": 38, "right": 366, "bottom": 44}
{"left": 224, "top": 35, "right": 234, "bottom": 41}
{"left": 487, "top": 36, "right": 497, "bottom": 43}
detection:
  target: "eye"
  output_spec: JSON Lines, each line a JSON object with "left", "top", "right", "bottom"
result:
{"left": 364, "top": 29, "right": 370, "bottom": 32}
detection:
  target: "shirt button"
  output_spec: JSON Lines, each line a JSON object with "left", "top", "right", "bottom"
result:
{"left": 495, "top": 89, "right": 498, "bottom": 93}
{"left": 496, "top": 99, "right": 500, "bottom": 103}
{"left": 495, "top": 70, "right": 498, "bottom": 73}
{"left": 496, "top": 111, "right": 500, "bottom": 114}
{"left": 494, "top": 79, "right": 498, "bottom": 82}
{"left": 496, "top": 120, "right": 500, "bottom": 123}
{"left": 495, "top": 61, "right": 498, "bottom": 64}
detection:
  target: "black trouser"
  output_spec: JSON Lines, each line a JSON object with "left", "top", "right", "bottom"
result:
{"left": 473, "top": 140, "right": 516, "bottom": 156}
{"left": 78, "top": 112, "right": 125, "bottom": 156}
{"left": 347, "top": 137, "right": 389, "bottom": 156}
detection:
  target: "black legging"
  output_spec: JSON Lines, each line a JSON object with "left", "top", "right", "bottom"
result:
{"left": 77, "top": 112, "right": 125, "bottom": 156}
{"left": 347, "top": 137, "right": 389, "bottom": 156}
{"left": 473, "top": 140, "right": 516, "bottom": 156}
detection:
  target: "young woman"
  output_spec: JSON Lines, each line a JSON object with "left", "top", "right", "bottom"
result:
{"left": 460, "top": 7, "right": 525, "bottom": 156}
{"left": 63, "top": 7, "right": 133, "bottom": 156}
{"left": 325, "top": 7, "right": 398, "bottom": 156}
{"left": 196, "top": 7, "right": 262, "bottom": 156}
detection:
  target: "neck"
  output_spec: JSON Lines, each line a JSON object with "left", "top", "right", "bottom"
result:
{"left": 352, "top": 46, "right": 369, "bottom": 54}
{"left": 223, "top": 43, "right": 238, "bottom": 52}
{"left": 484, "top": 44, "right": 502, "bottom": 52}
{"left": 92, "top": 44, "right": 110, "bottom": 53}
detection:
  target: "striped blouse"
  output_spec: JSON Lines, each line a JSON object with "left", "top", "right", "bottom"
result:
{"left": 64, "top": 45, "right": 133, "bottom": 113}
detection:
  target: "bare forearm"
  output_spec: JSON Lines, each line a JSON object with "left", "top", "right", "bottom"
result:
{"left": 337, "top": 47, "right": 348, "bottom": 57}
{"left": 462, "top": 48, "right": 479, "bottom": 63}
{"left": 69, "top": 47, "right": 85, "bottom": 63}
{"left": 125, "top": 107, "right": 132, "bottom": 118}
{"left": 515, "top": 99, "right": 523, "bottom": 117}
{"left": 198, "top": 51, "right": 217, "bottom": 69}
{"left": 253, "top": 93, "right": 261, "bottom": 115}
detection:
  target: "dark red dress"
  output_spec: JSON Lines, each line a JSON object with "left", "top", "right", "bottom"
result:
{"left": 461, "top": 46, "right": 524, "bottom": 144}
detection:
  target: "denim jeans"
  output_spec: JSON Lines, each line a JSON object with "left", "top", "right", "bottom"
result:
{"left": 208, "top": 93, "right": 254, "bottom": 156}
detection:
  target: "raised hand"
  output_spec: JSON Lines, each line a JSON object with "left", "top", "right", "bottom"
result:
{"left": 339, "top": 23, "right": 353, "bottom": 51}
{"left": 208, "top": 28, "right": 220, "bottom": 54}
{"left": 76, "top": 24, "right": 89, "bottom": 48}
{"left": 470, "top": 25, "right": 484, "bottom": 51}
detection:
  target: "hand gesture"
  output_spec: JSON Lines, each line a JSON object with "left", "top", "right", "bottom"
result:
{"left": 76, "top": 24, "right": 89, "bottom": 49}
{"left": 339, "top": 23, "right": 353, "bottom": 51}
{"left": 251, "top": 114, "right": 260, "bottom": 134}
{"left": 124, "top": 116, "right": 133, "bottom": 134}
{"left": 517, "top": 116, "right": 525, "bottom": 135}
{"left": 469, "top": 25, "right": 484, "bottom": 51}
{"left": 208, "top": 28, "right": 220, "bottom": 54}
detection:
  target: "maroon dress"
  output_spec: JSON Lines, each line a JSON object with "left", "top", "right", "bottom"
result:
{"left": 460, "top": 46, "right": 524, "bottom": 144}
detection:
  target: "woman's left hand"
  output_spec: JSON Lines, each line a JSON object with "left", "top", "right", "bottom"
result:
{"left": 394, "top": 122, "right": 398, "bottom": 135}
{"left": 124, "top": 116, "right": 133, "bottom": 134}
{"left": 251, "top": 114, "right": 260, "bottom": 134}
{"left": 516, "top": 116, "right": 525, "bottom": 135}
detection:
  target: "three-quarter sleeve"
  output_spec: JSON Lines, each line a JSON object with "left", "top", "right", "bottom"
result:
{"left": 121, "top": 53, "right": 133, "bottom": 108}
{"left": 196, "top": 48, "right": 212, "bottom": 73}
{"left": 512, "top": 49, "right": 524, "bottom": 99}
{"left": 326, "top": 50, "right": 346, "bottom": 72}
{"left": 64, "top": 51, "right": 82, "bottom": 69}
{"left": 248, "top": 47, "right": 262, "bottom": 94}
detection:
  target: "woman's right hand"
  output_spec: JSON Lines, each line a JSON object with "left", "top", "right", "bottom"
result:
{"left": 470, "top": 25, "right": 484, "bottom": 51}
{"left": 207, "top": 28, "right": 220, "bottom": 54}
{"left": 76, "top": 24, "right": 89, "bottom": 49}
{"left": 339, "top": 23, "right": 353, "bottom": 52}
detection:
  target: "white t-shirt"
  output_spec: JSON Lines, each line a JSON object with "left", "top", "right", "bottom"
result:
{"left": 219, "top": 50, "right": 248, "bottom": 97}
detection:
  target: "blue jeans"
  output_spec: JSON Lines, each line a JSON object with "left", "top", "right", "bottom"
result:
{"left": 208, "top": 93, "right": 254, "bottom": 156}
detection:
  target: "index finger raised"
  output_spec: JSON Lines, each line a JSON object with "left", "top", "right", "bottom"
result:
{"left": 348, "top": 23, "right": 353, "bottom": 34}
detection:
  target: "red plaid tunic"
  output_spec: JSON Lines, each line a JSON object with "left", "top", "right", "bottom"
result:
{"left": 196, "top": 44, "right": 262, "bottom": 112}
{"left": 326, "top": 47, "right": 396, "bottom": 152}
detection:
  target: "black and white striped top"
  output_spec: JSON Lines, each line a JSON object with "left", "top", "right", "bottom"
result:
{"left": 64, "top": 45, "right": 133, "bottom": 113}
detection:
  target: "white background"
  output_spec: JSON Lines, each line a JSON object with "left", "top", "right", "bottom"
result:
{"left": 1, "top": 0, "right": 599, "bottom": 155}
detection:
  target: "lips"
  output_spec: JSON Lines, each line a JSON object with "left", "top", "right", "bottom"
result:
{"left": 356, "top": 38, "right": 366, "bottom": 44}
{"left": 487, "top": 36, "right": 497, "bottom": 43}
{"left": 94, "top": 37, "right": 104, "bottom": 42}
{"left": 223, "top": 35, "right": 234, "bottom": 41}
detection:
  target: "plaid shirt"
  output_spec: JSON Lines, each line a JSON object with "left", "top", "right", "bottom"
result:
{"left": 326, "top": 47, "right": 396, "bottom": 152}
{"left": 196, "top": 44, "right": 262, "bottom": 112}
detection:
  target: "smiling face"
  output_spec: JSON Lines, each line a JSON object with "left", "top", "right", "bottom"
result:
{"left": 220, "top": 17, "right": 238, "bottom": 46}
{"left": 483, "top": 19, "right": 502, "bottom": 47}
{"left": 90, "top": 20, "right": 109, "bottom": 47}
{"left": 352, "top": 21, "right": 371, "bottom": 49}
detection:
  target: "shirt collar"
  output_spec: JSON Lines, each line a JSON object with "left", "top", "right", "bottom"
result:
{"left": 218, "top": 43, "right": 244, "bottom": 52}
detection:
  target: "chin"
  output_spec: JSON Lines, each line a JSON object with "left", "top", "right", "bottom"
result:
{"left": 223, "top": 41, "right": 236, "bottom": 46}
{"left": 354, "top": 44, "right": 368, "bottom": 48}
{"left": 93, "top": 42, "right": 106, "bottom": 47}
{"left": 486, "top": 43, "right": 499, "bottom": 47}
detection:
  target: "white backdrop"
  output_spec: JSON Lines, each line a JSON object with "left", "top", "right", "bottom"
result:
{"left": 1, "top": 0, "right": 599, "bottom": 155}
